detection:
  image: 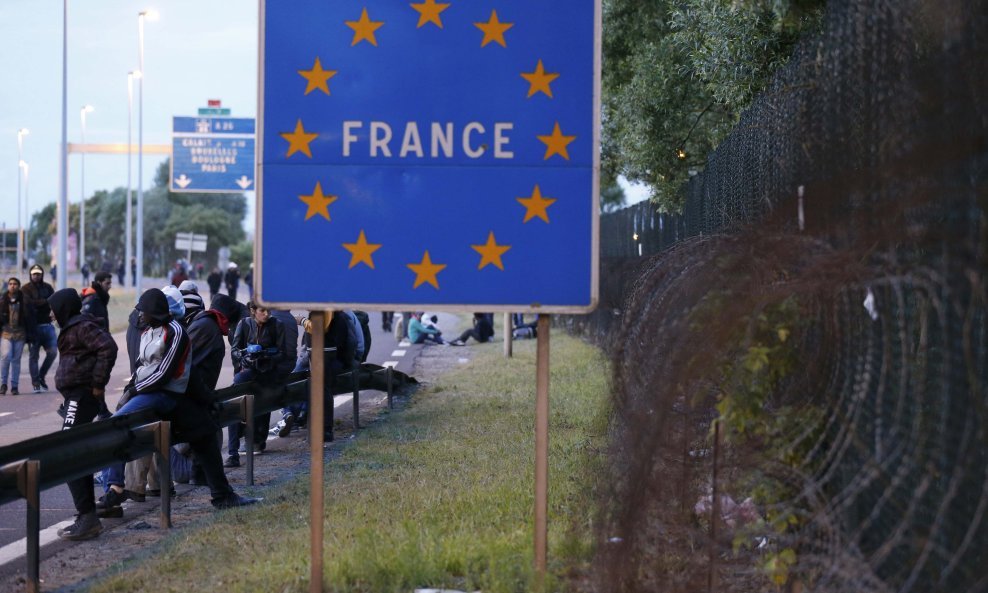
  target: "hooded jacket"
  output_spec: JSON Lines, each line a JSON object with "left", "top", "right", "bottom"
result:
{"left": 50, "top": 288, "right": 117, "bottom": 393}
{"left": 80, "top": 281, "right": 110, "bottom": 331}
{"left": 21, "top": 268, "right": 54, "bottom": 324}
{"left": 187, "top": 293, "right": 240, "bottom": 391}
{"left": 133, "top": 289, "right": 190, "bottom": 395}
{"left": 1, "top": 286, "right": 36, "bottom": 341}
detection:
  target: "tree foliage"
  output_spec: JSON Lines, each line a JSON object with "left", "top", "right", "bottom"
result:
{"left": 28, "top": 159, "right": 247, "bottom": 276}
{"left": 602, "top": 0, "right": 824, "bottom": 211}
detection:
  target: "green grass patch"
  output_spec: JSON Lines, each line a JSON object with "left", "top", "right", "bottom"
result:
{"left": 90, "top": 330, "right": 610, "bottom": 593}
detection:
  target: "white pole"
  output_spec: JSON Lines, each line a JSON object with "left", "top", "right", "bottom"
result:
{"left": 57, "top": 0, "right": 68, "bottom": 290}
{"left": 16, "top": 128, "right": 28, "bottom": 275}
{"left": 126, "top": 72, "right": 137, "bottom": 293}
{"left": 80, "top": 105, "right": 93, "bottom": 273}
{"left": 137, "top": 11, "right": 145, "bottom": 296}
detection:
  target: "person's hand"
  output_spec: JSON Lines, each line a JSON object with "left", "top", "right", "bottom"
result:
{"left": 92, "top": 387, "right": 105, "bottom": 399}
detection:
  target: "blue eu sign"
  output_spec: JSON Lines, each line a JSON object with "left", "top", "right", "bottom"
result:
{"left": 257, "top": 1, "right": 600, "bottom": 312}
{"left": 171, "top": 116, "right": 256, "bottom": 193}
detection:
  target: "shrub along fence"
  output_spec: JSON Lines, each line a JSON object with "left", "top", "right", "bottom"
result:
{"left": 580, "top": 1, "right": 987, "bottom": 592}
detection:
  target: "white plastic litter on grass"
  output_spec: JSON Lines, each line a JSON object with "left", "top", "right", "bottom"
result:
{"left": 458, "top": 358, "right": 469, "bottom": 364}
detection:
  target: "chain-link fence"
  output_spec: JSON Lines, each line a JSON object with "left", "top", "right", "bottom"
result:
{"left": 580, "top": 0, "right": 987, "bottom": 591}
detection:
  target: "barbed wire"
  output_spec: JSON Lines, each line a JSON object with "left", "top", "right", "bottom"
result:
{"left": 577, "top": 0, "right": 987, "bottom": 590}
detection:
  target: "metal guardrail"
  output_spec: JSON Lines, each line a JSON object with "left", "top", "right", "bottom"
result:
{"left": 0, "top": 362, "right": 413, "bottom": 593}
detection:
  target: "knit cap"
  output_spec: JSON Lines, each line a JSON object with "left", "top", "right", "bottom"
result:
{"left": 160, "top": 285, "right": 186, "bottom": 320}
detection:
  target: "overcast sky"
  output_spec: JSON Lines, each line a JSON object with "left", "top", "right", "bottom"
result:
{"left": 0, "top": 0, "right": 648, "bottom": 236}
{"left": 0, "top": 0, "right": 258, "bottom": 232}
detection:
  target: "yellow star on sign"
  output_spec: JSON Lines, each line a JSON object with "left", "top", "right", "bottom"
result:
{"left": 474, "top": 10, "right": 513, "bottom": 47}
{"left": 407, "top": 251, "right": 446, "bottom": 289}
{"left": 298, "top": 57, "right": 338, "bottom": 96}
{"left": 281, "top": 119, "right": 318, "bottom": 158}
{"left": 471, "top": 232, "right": 511, "bottom": 270}
{"left": 346, "top": 7, "right": 384, "bottom": 46}
{"left": 342, "top": 230, "right": 382, "bottom": 269}
{"left": 517, "top": 184, "right": 557, "bottom": 223}
{"left": 411, "top": 0, "right": 450, "bottom": 28}
{"left": 521, "top": 59, "right": 560, "bottom": 98}
{"left": 537, "top": 122, "right": 576, "bottom": 160}
{"left": 299, "top": 182, "right": 338, "bottom": 221}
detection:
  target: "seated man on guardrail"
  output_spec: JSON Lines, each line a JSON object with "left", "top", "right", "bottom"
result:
{"left": 98, "top": 289, "right": 259, "bottom": 516}
{"left": 48, "top": 288, "right": 119, "bottom": 541}
{"left": 224, "top": 301, "right": 285, "bottom": 466}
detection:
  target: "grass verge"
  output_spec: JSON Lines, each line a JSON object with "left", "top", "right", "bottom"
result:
{"left": 89, "top": 329, "right": 610, "bottom": 593}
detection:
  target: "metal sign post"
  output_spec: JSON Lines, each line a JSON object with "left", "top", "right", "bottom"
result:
{"left": 534, "top": 314, "right": 550, "bottom": 583}
{"left": 309, "top": 311, "right": 326, "bottom": 593}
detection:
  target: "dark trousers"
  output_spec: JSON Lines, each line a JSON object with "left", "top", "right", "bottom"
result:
{"left": 188, "top": 432, "right": 234, "bottom": 502}
{"left": 456, "top": 328, "right": 489, "bottom": 344}
{"left": 60, "top": 389, "right": 100, "bottom": 514}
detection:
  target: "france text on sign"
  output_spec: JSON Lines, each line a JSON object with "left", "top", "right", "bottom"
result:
{"left": 171, "top": 116, "right": 256, "bottom": 193}
{"left": 257, "top": 1, "right": 600, "bottom": 312}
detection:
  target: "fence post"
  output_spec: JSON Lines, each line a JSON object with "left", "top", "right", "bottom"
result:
{"left": 244, "top": 394, "right": 255, "bottom": 486}
{"left": 708, "top": 420, "right": 722, "bottom": 593}
{"left": 503, "top": 312, "right": 513, "bottom": 357}
{"left": 154, "top": 421, "right": 172, "bottom": 528}
{"left": 352, "top": 361, "right": 360, "bottom": 430}
{"left": 386, "top": 366, "right": 394, "bottom": 409}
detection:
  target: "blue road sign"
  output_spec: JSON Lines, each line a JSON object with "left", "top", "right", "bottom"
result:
{"left": 171, "top": 116, "right": 256, "bottom": 193}
{"left": 258, "top": 1, "right": 600, "bottom": 312}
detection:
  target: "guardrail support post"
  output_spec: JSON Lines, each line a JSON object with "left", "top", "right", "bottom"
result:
{"left": 309, "top": 312, "right": 327, "bottom": 593}
{"left": 504, "top": 312, "right": 513, "bottom": 358}
{"left": 386, "top": 366, "right": 394, "bottom": 409}
{"left": 352, "top": 362, "right": 360, "bottom": 431}
{"left": 153, "top": 421, "right": 172, "bottom": 528}
{"left": 20, "top": 460, "right": 40, "bottom": 593}
{"left": 243, "top": 394, "right": 256, "bottom": 486}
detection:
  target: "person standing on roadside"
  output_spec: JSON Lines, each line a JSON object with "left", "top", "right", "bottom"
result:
{"left": 21, "top": 264, "right": 57, "bottom": 393}
{"left": 224, "top": 263, "right": 240, "bottom": 302}
{"left": 81, "top": 271, "right": 113, "bottom": 332}
{"left": 206, "top": 267, "right": 222, "bottom": 301}
{"left": 49, "top": 288, "right": 118, "bottom": 540}
{"left": 1, "top": 277, "right": 36, "bottom": 396}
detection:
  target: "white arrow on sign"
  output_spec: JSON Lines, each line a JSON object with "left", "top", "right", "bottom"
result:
{"left": 236, "top": 175, "right": 253, "bottom": 190}
{"left": 175, "top": 174, "right": 192, "bottom": 189}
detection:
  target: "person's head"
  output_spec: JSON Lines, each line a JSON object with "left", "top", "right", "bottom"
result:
{"left": 248, "top": 300, "right": 270, "bottom": 324}
{"left": 29, "top": 264, "right": 44, "bottom": 284}
{"left": 47, "top": 288, "right": 82, "bottom": 328}
{"left": 209, "top": 293, "right": 242, "bottom": 335}
{"left": 6, "top": 277, "right": 20, "bottom": 295}
{"left": 160, "top": 285, "right": 186, "bottom": 321}
{"left": 136, "top": 288, "right": 172, "bottom": 328}
{"left": 94, "top": 271, "right": 112, "bottom": 293}
{"left": 178, "top": 280, "right": 198, "bottom": 295}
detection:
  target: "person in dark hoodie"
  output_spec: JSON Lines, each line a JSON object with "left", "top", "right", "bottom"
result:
{"left": 21, "top": 264, "right": 57, "bottom": 392}
{"left": 80, "top": 271, "right": 113, "bottom": 332}
{"left": 97, "top": 288, "right": 259, "bottom": 514}
{"left": 48, "top": 288, "right": 118, "bottom": 540}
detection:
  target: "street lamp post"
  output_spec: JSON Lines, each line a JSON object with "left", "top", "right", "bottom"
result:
{"left": 126, "top": 71, "right": 140, "bottom": 291}
{"left": 57, "top": 0, "right": 68, "bottom": 290}
{"left": 16, "top": 128, "right": 28, "bottom": 275}
{"left": 136, "top": 9, "right": 157, "bottom": 296}
{"left": 80, "top": 104, "right": 94, "bottom": 273}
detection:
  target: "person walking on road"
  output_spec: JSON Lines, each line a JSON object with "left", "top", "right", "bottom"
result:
{"left": 21, "top": 264, "right": 57, "bottom": 393}
{"left": 49, "top": 288, "right": 118, "bottom": 540}
{"left": 224, "top": 263, "right": 240, "bottom": 303}
{"left": 206, "top": 267, "right": 222, "bottom": 301}
{"left": 0, "top": 277, "right": 36, "bottom": 396}
{"left": 80, "top": 271, "right": 113, "bottom": 332}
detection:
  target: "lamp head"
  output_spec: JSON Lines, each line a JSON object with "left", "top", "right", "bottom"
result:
{"left": 139, "top": 9, "right": 159, "bottom": 21}
{"left": 82, "top": 104, "right": 95, "bottom": 114}
{"left": 17, "top": 128, "right": 29, "bottom": 138}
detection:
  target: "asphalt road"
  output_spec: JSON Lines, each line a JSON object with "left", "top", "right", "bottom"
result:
{"left": 0, "top": 307, "right": 439, "bottom": 569}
